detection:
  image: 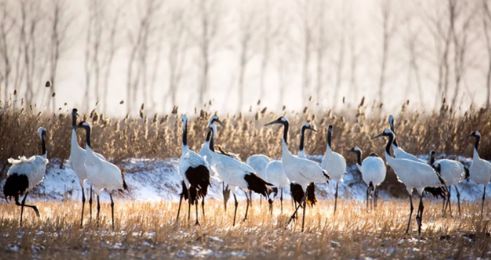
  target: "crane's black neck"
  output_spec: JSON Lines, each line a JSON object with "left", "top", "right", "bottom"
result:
{"left": 385, "top": 134, "right": 394, "bottom": 156}
{"left": 72, "top": 113, "right": 77, "bottom": 129}
{"left": 354, "top": 149, "right": 362, "bottom": 165}
{"left": 182, "top": 120, "right": 188, "bottom": 146}
{"left": 429, "top": 152, "right": 435, "bottom": 165}
{"left": 474, "top": 135, "right": 480, "bottom": 151}
{"left": 40, "top": 132, "right": 47, "bottom": 155}
{"left": 82, "top": 126, "right": 92, "bottom": 148}
{"left": 282, "top": 122, "right": 289, "bottom": 145}
{"left": 389, "top": 123, "right": 398, "bottom": 147}
{"left": 327, "top": 129, "right": 332, "bottom": 148}
{"left": 207, "top": 128, "right": 215, "bottom": 152}
{"left": 299, "top": 126, "right": 307, "bottom": 151}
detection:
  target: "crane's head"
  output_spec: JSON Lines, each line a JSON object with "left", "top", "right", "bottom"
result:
{"left": 388, "top": 114, "right": 395, "bottom": 131}
{"left": 72, "top": 108, "right": 78, "bottom": 117}
{"left": 470, "top": 131, "right": 481, "bottom": 139}
{"left": 265, "top": 116, "right": 288, "bottom": 127}
{"left": 302, "top": 122, "right": 316, "bottom": 132}
{"left": 349, "top": 146, "right": 362, "bottom": 154}
{"left": 208, "top": 114, "right": 223, "bottom": 127}
{"left": 432, "top": 161, "right": 442, "bottom": 173}
{"left": 373, "top": 128, "right": 394, "bottom": 139}
{"left": 37, "top": 127, "right": 47, "bottom": 140}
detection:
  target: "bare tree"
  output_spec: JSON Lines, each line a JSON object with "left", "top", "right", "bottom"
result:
{"left": 194, "top": 0, "right": 221, "bottom": 107}
{"left": 47, "top": 0, "right": 70, "bottom": 112}
{"left": 377, "top": 0, "right": 397, "bottom": 102}
{"left": 236, "top": 2, "right": 257, "bottom": 111}
{"left": 482, "top": 0, "right": 491, "bottom": 107}
{"left": 0, "top": 0, "right": 15, "bottom": 103}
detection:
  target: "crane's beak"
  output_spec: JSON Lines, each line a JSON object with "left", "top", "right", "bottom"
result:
{"left": 216, "top": 119, "right": 224, "bottom": 126}
{"left": 372, "top": 133, "right": 384, "bottom": 139}
{"left": 310, "top": 127, "right": 317, "bottom": 132}
{"left": 264, "top": 119, "right": 281, "bottom": 126}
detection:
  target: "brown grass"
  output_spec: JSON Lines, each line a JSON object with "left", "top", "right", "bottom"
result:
{"left": 1, "top": 99, "right": 490, "bottom": 166}
{"left": 0, "top": 199, "right": 489, "bottom": 258}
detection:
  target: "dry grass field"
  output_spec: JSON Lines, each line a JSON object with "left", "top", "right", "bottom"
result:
{"left": 0, "top": 199, "right": 489, "bottom": 258}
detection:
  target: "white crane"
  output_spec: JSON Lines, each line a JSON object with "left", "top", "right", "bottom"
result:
{"left": 199, "top": 115, "right": 231, "bottom": 211}
{"left": 202, "top": 120, "right": 274, "bottom": 226}
{"left": 176, "top": 114, "right": 211, "bottom": 225}
{"left": 78, "top": 121, "right": 127, "bottom": 229}
{"left": 262, "top": 123, "right": 315, "bottom": 214}
{"left": 3, "top": 127, "right": 48, "bottom": 226}
{"left": 375, "top": 128, "right": 447, "bottom": 235}
{"left": 429, "top": 151, "right": 467, "bottom": 215}
{"left": 320, "top": 125, "right": 347, "bottom": 214}
{"left": 469, "top": 131, "right": 491, "bottom": 217}
{"left": 68, "top": 108, "right": 93, "bottom": 226}
{"left": 265, "top": 116, "right": 329, "bottom": 232}
{"left": 349, "top": 146, "right": 386, "bottom": 209}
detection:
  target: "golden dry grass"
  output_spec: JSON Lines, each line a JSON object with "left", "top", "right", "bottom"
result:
{"left": 0, "top": 199, "right": 490, "bottom": 258}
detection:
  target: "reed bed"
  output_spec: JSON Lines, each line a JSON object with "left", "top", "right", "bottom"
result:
{"left": 1, "top": 99, "right": 490, "bottom": 167}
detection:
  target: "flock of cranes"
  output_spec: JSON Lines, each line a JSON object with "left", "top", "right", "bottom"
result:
{"left": 2, "top": 109, "right": 491, "bottom": 236}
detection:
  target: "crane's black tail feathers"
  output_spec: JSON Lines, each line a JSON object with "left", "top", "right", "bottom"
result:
{"left": 464, "top": 166, "right": 470, "bottom": 180}
{"left": 3, "top": 173, "right": 28, "bottom": 200}
{"left": 185, "top": 165, "right": 211, "bottom": 205}
{"left": 424, "top": 187, "right": 447, "bottom": 199}
{"left": 306, "top": 183, "right": 317, "bottom": 206}
{"left": 244, "top": 173, "right": 274, "bottom": 197}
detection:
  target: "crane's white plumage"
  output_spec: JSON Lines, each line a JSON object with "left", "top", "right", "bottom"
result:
{"left": 320, "top": 126, "right": 346, "bottom": 182}
{"left": 4, "top": 127, "right": 48, "bottom": 225}
{"left": 433, "top": 159, "right": 465, "bottom": 186}
{"left": 246, "top": 154, "right": 271, "bottom": 179}
{"left": 351, "top": 147, "right": 386, "bottom": 189}
{"left": 6, "top": 128, "right": 48, "bottom": 192}
{"left": 264, "top": 160, "right": 289, "bottom": 189}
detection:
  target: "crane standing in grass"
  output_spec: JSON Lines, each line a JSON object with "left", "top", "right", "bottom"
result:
{"left": 349, "top": 146, "right": 386, "bottom": 209}
{"left": 375, "top": 128, "right": 447, "bottom": 235}
{"left": 78, "top": 121, "right": 127, "bottom": 229}
{"left": 176, "top": 114, "right": 211, "bottom": 225}
{"left": 468, "top": 131, "right": 491, "bottom": 217}
{"left": 265, "top": 116, "right": 329, "bottom": 232}
{"left": 320, "top": 125, "right": 347, "bottom": 214}
{"left": 3, "top": 128, "right": 49, "bottom": 226}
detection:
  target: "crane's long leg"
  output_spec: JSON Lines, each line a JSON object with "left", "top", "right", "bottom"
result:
{"left": 455, "top": 186, "right": 461, "bottom": 216}
{"left": 280, "top": 188, "right": 283, "bottom": 214}
{"left": 446, "top": 186, "right": 452, "bottom": 216}
{"left": 366, "top": 186, "right": 370, "bottom": 210}
{"left": 110, "top": 193, "right": 115, "bottom": 230}
{"left": 249, "top": 190, "right": 253, "bottom": 208}
{"left": 233, "top": 193, "right": 238, "bottom": 226}
{"left": 80, "top": 185, "right": 85, "bottom": 227}
{"left": 243, "top": 190, "right": 250, "bottom": 221}
{"left": 195, "top": 198, "right": 200, "bottom": 226}
{"left": 187, "top": 195, "right": 191, "bottom": 223}
{"left": 481, "top": 185, "right": 487, "bottom": 217}
{"left": 96, "top": 195, "right": 100, "bottom": 227}
{"left": 201, "top": 198, "right": 206, "bottom": 221}
{"left": 15, "top": 193, "right": 38, "bottom": 226}
{"left": 89, "top": 185, "right": 93, "bottom": 223}
{"left": 374, "top": 188, "right": 379, "bottom": 208}
{"left": 301, "top": 196, "right": 307, "bottom": 232}
{"left": 334, "top": 182, "right": 339, "bottom": 214}
{"left": 405, "top": 194, "right": 414, "bottom": 234}
{"left": 416, "top": 195, "right": 424, "bottom": 236}
{"left": 176, "top": 193, "right": 184, "bottom": 224}
{"left": 287, "top": 194, "right": 306, "bottom": 226}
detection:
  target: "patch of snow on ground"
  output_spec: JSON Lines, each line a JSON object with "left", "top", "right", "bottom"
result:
{"left": 0, "top": 154, "right": 489, "bottom": 203}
